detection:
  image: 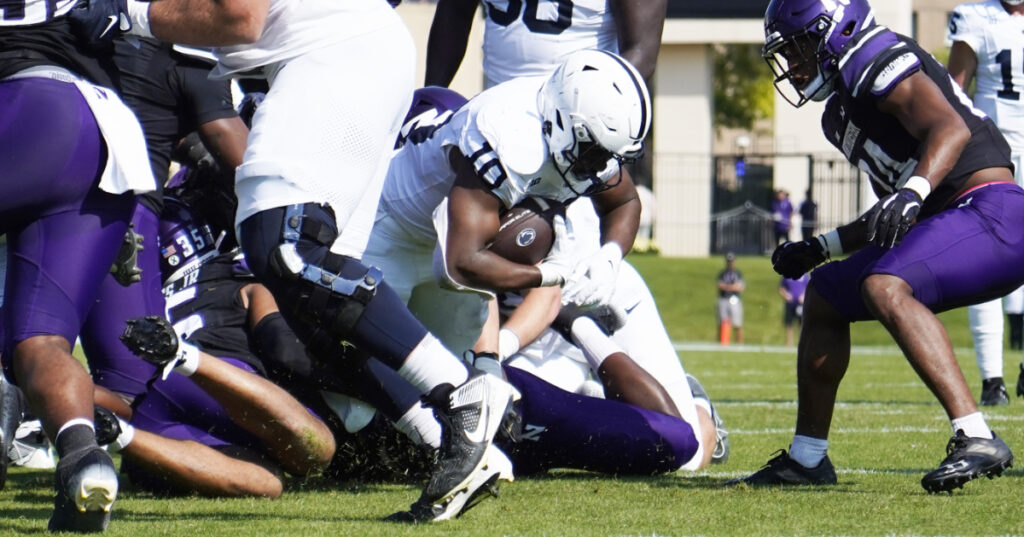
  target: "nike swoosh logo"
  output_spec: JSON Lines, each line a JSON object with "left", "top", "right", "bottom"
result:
{"left": 99, "top": 15, "right": 118, "bottom": 39}
{"left": 624, "top": 300, "right": 641, "bottom": 314}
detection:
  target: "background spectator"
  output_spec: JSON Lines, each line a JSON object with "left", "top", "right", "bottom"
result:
{"left": 716, "top": 253, "right": 745, "bottom": 346}
{"left": 771, "top": 189, "right": 794, "bottom": 246}
{"left": 799, "top": 190, "right": 818, "bottom": 241}
{"left": 779, "top": 274, "right": 809, "bottom": 346}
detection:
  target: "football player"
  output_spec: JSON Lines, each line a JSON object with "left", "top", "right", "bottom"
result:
{"left": 0, "top": 2, "right": 156, "bottom": 530}
{"left": 362, "top": 50, "right": 649, "bottom": 357}
{"left": 947, "top": 0, "right": 1024, "bottom": 405}
{"left": 81, "top": 37, "right": 248, "bottom": 418}
{"left": 731, "top": 0, "right": 1023, "bottom": 493}
{"left": 97, "top": 197, "right": 335, "bottom": 498}
{"left": 425, "top": 0, "right": 666, "bottom": 87}
{"left": 67, "top": 0, "right": 520, "bottom": 520}
{"left": 496, "top": 198, "right": 730, "bottom": 469}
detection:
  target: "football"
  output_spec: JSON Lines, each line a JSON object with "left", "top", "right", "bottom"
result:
{"left": 487, "top": 197, "right": 564, "bottom": 265}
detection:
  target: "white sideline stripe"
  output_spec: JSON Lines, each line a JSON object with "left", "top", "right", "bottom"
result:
{"left": 672, "top": 341, "right": 976, "bottom": 356}
{"left": 733, "top": 426, "right": 939, "bottom": 434}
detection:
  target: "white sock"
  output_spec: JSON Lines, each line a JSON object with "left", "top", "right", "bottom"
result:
{"left": 394, "top": 403, "right": 442, "bottom": 449}
{"left": 570, "top": 317, "right": 625, "bottom": 372}
{"left": 969, "top": 300, "right": 1004, "bottom": 379}
{"left": 951, "top": 411, "right": 993, "bottom": 439}
{"left": 789, "top": 434, "right": 828, "bottom": 469}
{"left": 397, "top": 334, "right": 469, "bottom": 393}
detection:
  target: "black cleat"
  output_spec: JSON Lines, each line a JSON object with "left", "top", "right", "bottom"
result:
{"left": 725, "top": 449, "right": 837, "bottom": 486}
{"left": 686, "top": 374, "right": 729, "bottom": 464}
{"left": 385, "top": 448, "right": 509, "bottom": 523}
{"left": 1017, "top": 363, "right": 1024, "bottom": 399}
{"left": 0, "top": 375, "right": 25, "bottom": 489}
{"left": 921, "top": 430, "right": 1013, "bottom": 494}
{"left": 48, "top": 446, "right": 118, "bottom": 533}
{"left": 394, "top": 373, "right": 518, "bottom": 522}
{"left": 980, "top": 377, "right": 1009, "bottom": 406}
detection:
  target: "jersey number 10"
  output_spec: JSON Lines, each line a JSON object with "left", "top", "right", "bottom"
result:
{"left": 485, "top": 0, "right": 573, "bottom": 35}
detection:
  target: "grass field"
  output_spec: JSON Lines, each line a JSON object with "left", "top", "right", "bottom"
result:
{"left": 2, "top": 255, "right": 1022, "bottom": 536}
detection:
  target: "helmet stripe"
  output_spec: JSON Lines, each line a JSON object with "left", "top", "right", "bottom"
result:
{"left": 597, "top": 50, "right": 650, "bottom": 141}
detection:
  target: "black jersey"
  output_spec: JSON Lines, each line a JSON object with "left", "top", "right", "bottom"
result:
{"left": 822, "top": 26, "right": 1012, "bottom": 219}
{"left": 0, "top": 6, "right": 119, "bottom": 86}
{"left": 164, "top": 254, "right": 264, "bottom": 374}
{"left": 111, "top": 38, "right": 237, "bottom": 213}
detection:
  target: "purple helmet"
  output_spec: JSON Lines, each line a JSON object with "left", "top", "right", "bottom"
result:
{"left": 763, "top": 0, "right": 876, "bottom": 107}
{"left": 395, "top": 86, "right": 469, "bottom": 148}
{"left": 159, "top": 196, "right": 218, "bottom": 287}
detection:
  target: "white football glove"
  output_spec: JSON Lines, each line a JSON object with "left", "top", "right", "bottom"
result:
{"left": 562, "top": 242, "right": 623, "bottom": 307}
{"left": 537, "top": 214, "right": 576, "bottom": 287}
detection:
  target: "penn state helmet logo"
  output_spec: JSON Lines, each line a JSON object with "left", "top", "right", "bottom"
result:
{"left": 516, "top": 228, "right": 537, "bottom": 247}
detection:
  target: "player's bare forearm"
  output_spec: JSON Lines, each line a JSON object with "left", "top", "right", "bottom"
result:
{"left": 149, "top": 0, "right": 268, "bottom": 47}
{"left": 593, "top": 170, "right": 641, "bottom": 254}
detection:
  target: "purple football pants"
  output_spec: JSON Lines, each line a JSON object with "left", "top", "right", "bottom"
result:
{"left": 813, "top": 182, "right": 1024, "bottom": 321}
{"left": 80, "top": 203, "right": 162, "bottom": 399}
{"left": 0, "top": 77, "right": 134, "bottom": 381}
{"left": 503, "top": 366, "right": 699, "bottom": 475}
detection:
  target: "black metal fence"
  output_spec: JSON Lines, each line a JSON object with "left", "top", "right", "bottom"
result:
{"left": 710, "top": 153, "right": 863, "bottom": 255}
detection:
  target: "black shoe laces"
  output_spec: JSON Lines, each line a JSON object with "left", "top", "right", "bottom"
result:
{"left": 944, "top": 432, "right": 970, "bottom": 458}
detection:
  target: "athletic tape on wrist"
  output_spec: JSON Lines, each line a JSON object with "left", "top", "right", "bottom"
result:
{"left": 903, "top": 175, "right": 932, "bottom": 199}
{"left": 127, "top": 0, "right": 154, "bottom": 38}
{"left": 817, "top": 229, "right": 843, "bottom": 259}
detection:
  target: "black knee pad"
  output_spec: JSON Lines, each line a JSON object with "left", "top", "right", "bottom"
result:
{"left": 253, "top": 204, "right": 383, "bottom": 341}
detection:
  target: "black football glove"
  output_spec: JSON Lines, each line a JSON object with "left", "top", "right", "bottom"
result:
{"left": 120, "top": 315, "right": 179, "bottom": 367}
{"left": 67, "top": 0, "right": 132, "bottom": 51}
{"left": 771, "top": 239, "right": 826, "bottom": 279}
{"left": 866, "top": 188, "right": 922, "bottom": 249}
{"left": 93, "top": 405, "right": 123, "bottom": 447}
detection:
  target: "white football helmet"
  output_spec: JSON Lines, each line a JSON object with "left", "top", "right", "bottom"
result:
{"left": 538, "top": 50, "right": 652, "bottom": 196}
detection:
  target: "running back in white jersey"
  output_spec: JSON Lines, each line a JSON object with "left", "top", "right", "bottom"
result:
{"left": 949, "top": 0, "right": 1024, "bottom": 145}
{"left": 481, "top": 0, "right": 617, "bottom": 87}
{"left": 379, "top": 75, "right": 615, "bottom": 244}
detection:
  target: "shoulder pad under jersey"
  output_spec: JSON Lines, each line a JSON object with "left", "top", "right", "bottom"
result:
{"left": 837, "top": 26, "right": 921, "bottom": 99}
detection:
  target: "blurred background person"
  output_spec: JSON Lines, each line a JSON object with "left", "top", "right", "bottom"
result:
{"left": 716, "top": 253, "right": 744, "bottom": 346}
{"left": 779, "top": 274, "right": 809, "bottom": 347}
{"left": 771, "top": 189, "right": 794, "bottom": 246}
{"left": 799, "top": 189, "right": 818, "bottom": 241}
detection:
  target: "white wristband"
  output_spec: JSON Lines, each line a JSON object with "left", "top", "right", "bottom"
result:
{"left": 126, "top": 0, "right": 154, "bottom": 38}
{"left": 816, "top": 229, "right": 843, "bottom": 259}
{"left": 160, "top": 341, "right": 201, "bottom": 380}
{"left": 903, "top": 175, "right": 932, "bottom": 200}
{"left": 498, "top": 328, "right": 520, "bottom": 360}
{"left": 537, "top": 263, "right": 565, "bottom": 287}
{"left": 110, "top": 418, "right": 135, "bottom": 452}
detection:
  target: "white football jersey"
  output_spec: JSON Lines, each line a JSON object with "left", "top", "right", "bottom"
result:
{"left": 480, "top": 0, "right": 617, "bottom": 87}
{"left": 211, "top": 0, "right": 397, "bottom": 78}
{"left": 949, "top": 1, "right": 1024, "bottom": 145}
{"left": 379, "top": 75, "right": 616, "bottom": 245}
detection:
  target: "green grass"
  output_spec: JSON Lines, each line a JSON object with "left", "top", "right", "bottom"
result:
{"left": 5, "top": 256, "right": 1022, "bottom": 536}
